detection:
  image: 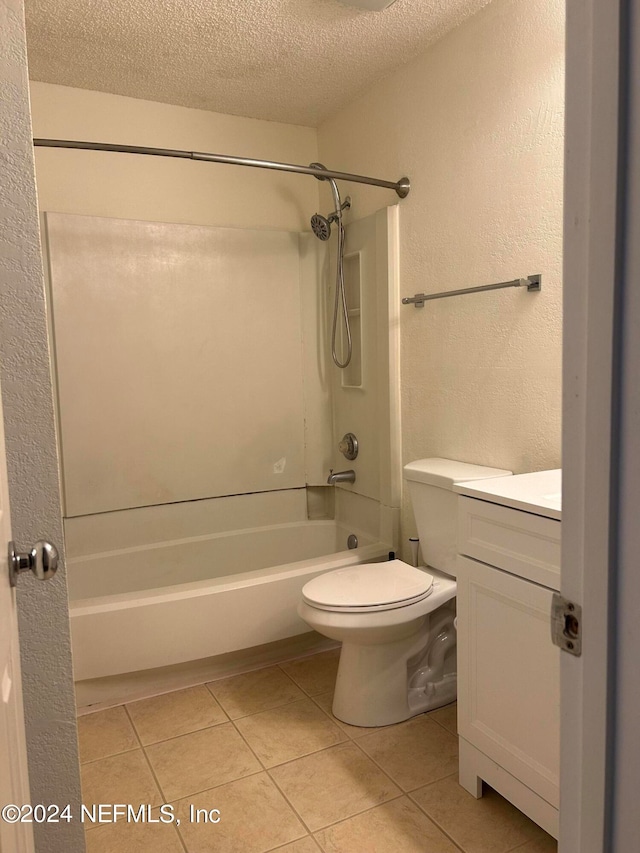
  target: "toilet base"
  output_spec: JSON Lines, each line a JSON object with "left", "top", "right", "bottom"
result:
{"left": 332, "top": 609, "right": 457, "bottom": 727}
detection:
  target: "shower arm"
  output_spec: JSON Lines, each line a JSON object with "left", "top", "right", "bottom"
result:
{"left": 32, "top": 138, "right": 411, "bottom": 199}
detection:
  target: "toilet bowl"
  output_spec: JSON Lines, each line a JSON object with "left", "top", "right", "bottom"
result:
{"left": 298, "top": 458, "right": 512, "bottom": 727}
{"left": 298, "top": 560, "right": 457, "bottom": 726}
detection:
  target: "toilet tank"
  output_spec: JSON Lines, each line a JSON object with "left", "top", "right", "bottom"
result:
{"left": 404, "top": 458, "right": 512, "bottom": 576}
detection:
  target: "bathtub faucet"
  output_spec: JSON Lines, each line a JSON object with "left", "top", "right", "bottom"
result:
{"left": 327, "top": 469, "right": 356, "bottom": 485}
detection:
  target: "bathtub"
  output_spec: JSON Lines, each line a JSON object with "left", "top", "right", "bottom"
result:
{"left": 68, "top": 516, "right": 390, "bottom": 681}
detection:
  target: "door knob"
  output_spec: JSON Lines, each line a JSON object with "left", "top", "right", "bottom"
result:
{"left": 9, "top": 540, "right": 59, "bottom": 587}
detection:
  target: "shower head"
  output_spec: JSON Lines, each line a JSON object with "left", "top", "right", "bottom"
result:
{"left": 311, "top": 213, "right": 332, "bottom": 241}
{"left": 310, "top": 195, "right": 351, "bottom": 241}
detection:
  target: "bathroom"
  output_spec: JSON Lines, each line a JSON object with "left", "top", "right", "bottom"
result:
{"left": 2, "top": 0, "right": 584, "bottom": 850}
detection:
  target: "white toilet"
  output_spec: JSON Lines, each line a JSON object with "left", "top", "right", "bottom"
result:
{"left": 298, "top": 458, "right": 511, "bottom": 727}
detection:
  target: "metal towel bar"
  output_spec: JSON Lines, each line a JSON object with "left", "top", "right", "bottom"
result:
{"left": 402, "top": 274, "right": 541, "bottom": 307}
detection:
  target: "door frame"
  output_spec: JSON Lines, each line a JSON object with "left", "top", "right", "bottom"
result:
{"left": 562, "top": 0, "right": 629, "bottom": 850}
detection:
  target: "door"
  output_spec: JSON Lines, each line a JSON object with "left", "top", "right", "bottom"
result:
{"left": 0, "top": 389, "right": 34, "bottom": 852}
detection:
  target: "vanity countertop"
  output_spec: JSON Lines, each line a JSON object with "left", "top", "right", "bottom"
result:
{"left": 453, "top": 469, "right": 562, "bottom": 521}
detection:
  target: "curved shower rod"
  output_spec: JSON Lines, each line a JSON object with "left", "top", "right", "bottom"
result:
{"left": 32, "top": 138, "right": 411, "bottom": 198}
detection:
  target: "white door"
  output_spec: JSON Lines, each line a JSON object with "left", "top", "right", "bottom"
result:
{"left": 0, "top": 383, "right": 34, "bottom": 853}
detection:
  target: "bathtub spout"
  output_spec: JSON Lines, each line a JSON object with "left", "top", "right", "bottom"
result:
{"left": 327, "top": 469, "right": 356, "bottom": 485}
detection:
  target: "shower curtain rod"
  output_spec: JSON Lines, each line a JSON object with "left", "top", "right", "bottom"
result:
{"left": 32, "top": 138, "right": 411, "bottom": 198}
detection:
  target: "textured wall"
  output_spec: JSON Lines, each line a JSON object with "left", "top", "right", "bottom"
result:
{"left": 29, "top": 82, "right": 318, "bottom": 231}
{"left": 318, "top": 0, "right": 564, "bottom": 554}
{"left": 0, "top": 2, "right": 84, "bottom": 851}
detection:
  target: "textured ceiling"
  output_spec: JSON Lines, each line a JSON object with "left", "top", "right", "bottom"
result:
{"left": 25, "top": 0, "right": 491, "bottom": 127}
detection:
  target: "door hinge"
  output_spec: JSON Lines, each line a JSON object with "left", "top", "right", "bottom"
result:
{"left": 551, "top": 593, "right": 582, "bottom": 656}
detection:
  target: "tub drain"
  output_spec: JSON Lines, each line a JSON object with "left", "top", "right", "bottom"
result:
{"left": 347, "top": 534, "right": 358, "bottom": 549}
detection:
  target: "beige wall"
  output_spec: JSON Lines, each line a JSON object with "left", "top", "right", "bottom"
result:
{"left": 30, "top": 82, "right": 319, "bottom": 231}
{"left": 318, "top": 0, "right": 565, "bottom": 549}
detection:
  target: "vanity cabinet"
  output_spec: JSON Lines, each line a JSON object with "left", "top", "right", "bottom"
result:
{"left": 455, "top": 490, "right": 561, "bottom": 839}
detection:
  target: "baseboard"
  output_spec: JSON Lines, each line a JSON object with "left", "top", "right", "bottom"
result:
{"left": 76, "top": 631, "right": 338, "bottom": 713}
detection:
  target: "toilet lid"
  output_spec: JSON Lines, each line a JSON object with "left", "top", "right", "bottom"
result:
{"left": 302, "top": 560, "right": 433, "bottom": 612}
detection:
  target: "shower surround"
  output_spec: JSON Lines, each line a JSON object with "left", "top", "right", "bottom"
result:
{"left": 43, "top": 208, "right": 400, "bottom": 694}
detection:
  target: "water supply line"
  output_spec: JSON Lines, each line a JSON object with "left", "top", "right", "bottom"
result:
{"left": 331, "top": 200, "right": 351, "bottom": 369}
{"left": 310, "top": 163, "right": 352, "bottom": 369}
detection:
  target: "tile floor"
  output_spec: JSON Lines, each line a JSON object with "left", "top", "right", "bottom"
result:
{"left": 78, "top": 649, "right": 558, "bottom": 853}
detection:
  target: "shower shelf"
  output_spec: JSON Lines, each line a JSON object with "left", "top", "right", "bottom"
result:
{"left": 347, "top": 308, "right": 361, "bottom": 318}
{"left": 402, "top": 274, "right": 541, "bottom": 307}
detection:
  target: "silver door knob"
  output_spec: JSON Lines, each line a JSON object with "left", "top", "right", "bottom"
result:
{"left": 9, "top": 540, "right": 59, "bottom": 587}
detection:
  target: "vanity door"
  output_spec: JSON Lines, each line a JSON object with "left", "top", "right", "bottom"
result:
{"left": 457, "top": 554, "right": 560, "bottom": 810}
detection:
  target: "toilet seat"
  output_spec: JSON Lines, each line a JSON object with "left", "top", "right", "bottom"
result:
{"left": 302, "top": 560, "right": 434, "bottom": 613}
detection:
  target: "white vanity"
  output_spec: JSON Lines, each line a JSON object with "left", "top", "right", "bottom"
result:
{"left": 454, "top": 470, "right": 561, "bottom": 839}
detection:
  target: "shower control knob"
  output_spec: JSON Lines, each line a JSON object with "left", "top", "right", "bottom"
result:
{"left": 9, "top": 540, "right": 59, "bottom": 587}
{"left": 339, "top": 433, "right": 359, "bottom": 461}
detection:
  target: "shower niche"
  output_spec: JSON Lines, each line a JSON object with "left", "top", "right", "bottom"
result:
{"left": 341, "top": 251, "right": 362, "bottom": 388}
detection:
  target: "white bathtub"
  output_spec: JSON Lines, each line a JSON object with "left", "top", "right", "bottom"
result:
{"left": 69, "top": 517, "right": 389, "bottom": 681}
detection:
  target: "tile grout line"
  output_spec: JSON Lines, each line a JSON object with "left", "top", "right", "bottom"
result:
{"left": 115, "top": 717, "right": 230, "bottom": 750}
{"left": 88, "top": 694, "right": 311, "bottom": 821}
{"left": 428, "top": 711, "right": 458, "bottom": 738}
{"left": 506, "top": 835, "right": 558, "bottom": 852}
{"left": 309, "top": 793, "right": 413, "bottom": 839}
{"left": 348, "top": 731, "right": 413, "bottom": 792}
{"left": 79, "top": 745, "right": 139, "bottom": 766}
{"left": 349, "top": 713, "right": 461, "bottom": 795}
{"left": 267, "top": 663, "right": 463, "bottom": 838}
{"left": 121, "top": 704, "right": 190, "bottom": 853}
{"left": 274, "top": 671, "right": 318, "bottom": 699}
{"left": 311, "top": 789, "right": 473, "bottom": 849}
{"left": 263, "top": 832, "right": 318, "bottom": 853}
{"left": 307, "top": 693, "right": 357, "bottom": 738}
{"left": 306, "top": 692, "right": 406, "bottom": 742}
{"left": 129, "top": 700, "right": 279, "bottom": 805}
{"left": 129, "top": 705, "right": 276, "bottom": 849}
{"left": 207, "top": 692, "right": 308, "bottom": 722}
{"left": 405, "top": 777, "right": 469, "bottom": 853}
{"left": 276, "top": 661, "right": 310, "bottom": 689}
{"left": 256, "top": 733, "right": 361, "bottom": 775}
{"left": 154, "top": 714, "right": 268, "bottom": 802}
{"left": 345, "top": 730, "right": 470, "bottom": 850}
{"left": 402, "top": 768, "right": 464, "bottom": 796}
{"left": 206, "top": 669, "right": 311, "bottom": 720}
{"left": 232, "top": 694, "right": 343, "bottom": 728}
{"left": 269, "top": 738, "right": 407, "bottom": 838}
{"left": 265, "top": 767, "right": 319, "bottom": 838}
{"left": 227, "top": 717, "right": 269, "bottom": 773}
{"left": 277, "top": 652, "right": 341, "bottom": 698}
